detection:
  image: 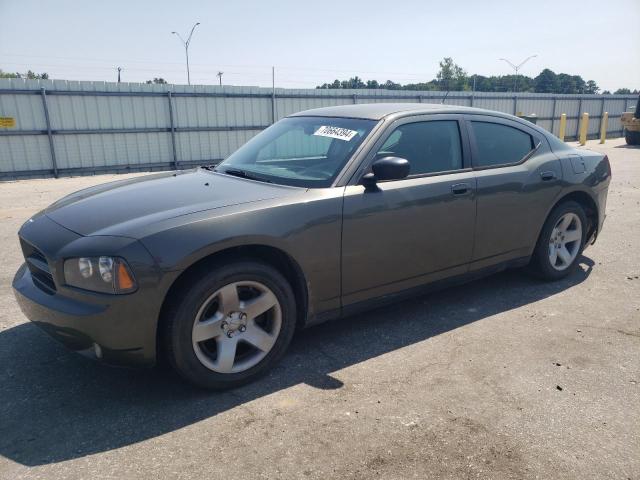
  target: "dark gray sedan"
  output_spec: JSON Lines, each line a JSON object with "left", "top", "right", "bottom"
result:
{"left": 13, "top": 103, "right": 611, "bottom": 389}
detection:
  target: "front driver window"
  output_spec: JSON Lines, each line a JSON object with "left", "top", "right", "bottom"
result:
{"left": 377, "top": 120, "right": 463, "bottom": 176}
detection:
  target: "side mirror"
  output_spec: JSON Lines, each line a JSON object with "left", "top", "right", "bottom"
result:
{"left": 361, "top": 156, "right": 410, "bottom": 190}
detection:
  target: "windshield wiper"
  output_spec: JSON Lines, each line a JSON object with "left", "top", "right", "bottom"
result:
{"left": 217, "top": 167, "right": 273, "bottom": 183}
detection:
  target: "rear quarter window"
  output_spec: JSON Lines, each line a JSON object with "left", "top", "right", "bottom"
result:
{"left": 471, "top": 122, "right": 534, "bottom": 167}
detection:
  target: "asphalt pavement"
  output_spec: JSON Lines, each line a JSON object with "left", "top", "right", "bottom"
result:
{"left": 0, "top": 138, "right": 638, "bottom": 479}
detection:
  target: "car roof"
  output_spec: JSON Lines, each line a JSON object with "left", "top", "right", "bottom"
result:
{"left": 288, "top": 102, "right": 508, "bottom": 121}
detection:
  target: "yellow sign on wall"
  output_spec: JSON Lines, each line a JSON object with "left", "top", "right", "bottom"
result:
{"left": 0, "top": 117, "right": 16, "bottom": 128}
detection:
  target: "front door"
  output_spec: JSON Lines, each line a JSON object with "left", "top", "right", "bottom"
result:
{"left": 341, "top": 116, "right": 477, "bottom": 307}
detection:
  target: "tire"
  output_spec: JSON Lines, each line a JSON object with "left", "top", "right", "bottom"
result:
{"left": 162, "top": 260, "right": 297, "bottom": 390}
{"left": 625, "top": 130, "right": 640, "bottom": 145}
{"left": 528, "top": 201, "right": 587, "bottom": 281}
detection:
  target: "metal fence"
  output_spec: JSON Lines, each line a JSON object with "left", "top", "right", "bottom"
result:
{"left": 0, "top": 78, "right": 636, "bottom": 179}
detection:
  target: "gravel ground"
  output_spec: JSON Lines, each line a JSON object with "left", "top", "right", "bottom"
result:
{"left": 0, "top": 138, "right": 638, "bottom": 480}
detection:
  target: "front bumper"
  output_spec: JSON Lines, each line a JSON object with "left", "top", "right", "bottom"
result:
{"left": 13, "top": 263, "right": 156, "bottom": 367}
{"left": 12, "top": 214, "right": 169, "bottom": 367}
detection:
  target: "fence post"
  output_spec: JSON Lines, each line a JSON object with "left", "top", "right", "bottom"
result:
{"left": 512, "top": 95, "right": 517, "bottom": 115}
{"left": 599, "top": 112, "right": 608, "bottom": 144}
{"left": 599, "top": 97, "right": 606, "bottom": 140}
{"left": 271, "top": 88, "right": 276, "bottom": 124}
{"left": 551, "top": 97, "right": 557, "bottom": 135}
{"left": 417, "top": 95, "right": 423, "bottom": 103}
{"left": 559, "top": 113, "right": 567, "bottom": 142}
{"left": 576, "top": 98, "right": 583, "bottom": 140}
{"left": 470, "top": 93, "right": 474, "bottom": 107}
{"left": 167, "top": 91, "right": 178, "bottom": 170}
{"left": 40, "top": 87, "right": 58, "bottom": 178}
{"left": 352, "top": 94, "right": 357, "bottom": 104}
{"left": 579, "top": 112, "right": 589, "bottom": 146}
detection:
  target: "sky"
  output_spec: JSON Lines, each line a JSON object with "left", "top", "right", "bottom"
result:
{"left": 0, "top": 0, "right": 639, "bottom": 91}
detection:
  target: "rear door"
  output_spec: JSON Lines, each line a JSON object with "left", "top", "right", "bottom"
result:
{"left": 340, "top": 115, "right": 477, "bottom": 306}
{"left": 465, "top": 115, "right": 563, "bottom": 269}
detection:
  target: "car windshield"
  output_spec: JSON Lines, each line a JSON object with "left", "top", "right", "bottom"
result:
{"left": 214, "top": 116, "right": 377, "bottom": 188}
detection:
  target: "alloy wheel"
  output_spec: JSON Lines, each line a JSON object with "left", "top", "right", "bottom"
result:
{"left": 548, "top": 212, "right": 582, "bottom": 271}
{"left": 191, "top": 281, "right": 282, "bottom": 373}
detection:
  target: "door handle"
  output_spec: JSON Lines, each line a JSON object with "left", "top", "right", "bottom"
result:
{"left": 451, "top": 183, "right": 470, "bottom": 195}
{"left": 540, "top": 171, "right": 557, "bottom": 181}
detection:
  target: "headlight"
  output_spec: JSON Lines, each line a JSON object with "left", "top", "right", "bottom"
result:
{"left": 64, "top": 256, "right": 137, "bottom": 294}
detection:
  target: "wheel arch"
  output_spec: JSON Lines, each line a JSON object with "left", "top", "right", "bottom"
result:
{"left": 156, "top": 244, "right": 309, "bottom": 363}
{"left": 541, "top": 189, "right": 599, "bottom": 245}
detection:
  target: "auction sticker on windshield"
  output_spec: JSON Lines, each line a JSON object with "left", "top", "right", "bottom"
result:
{"left": 313, "top": 125, "right": 358, "bottom": 141}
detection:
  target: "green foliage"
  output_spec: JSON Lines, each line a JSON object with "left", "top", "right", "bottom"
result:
{"left": 436, "top": 57, "right": 468, "bottom": 91}
{"left": 145, "top": 77, "right": 168, "bottom": 84}
{"left": 0, "top": 69, "right": 48, "bottom": 79}
{"left": 585, "top": 80, "right": 599, "bottom": 94}
{"left": 533, "top": 69, "right": 559, "bottom": 93}
{"left": 0, "top": 69, "right": 19, "bottom": 78}
{"left": 315, "top": 58, "right": 637, "bottom": 94}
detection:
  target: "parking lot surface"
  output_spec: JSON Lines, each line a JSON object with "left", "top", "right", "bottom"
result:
{"left": 0, "top": 138, "right": 638, "bottom": 480}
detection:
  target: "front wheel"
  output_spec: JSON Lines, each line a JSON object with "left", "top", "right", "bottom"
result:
{"left": 528, "top": 201, "right": 587, "bottom": 280}
{"left": 162, "top": 260, "right": 297, "bottom": 390}
{"left": 625, "top": 129, "right": 640, "bottom": 145}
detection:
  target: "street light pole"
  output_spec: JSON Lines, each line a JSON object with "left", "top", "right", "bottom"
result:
{"left": 217, "top": 71, "right": 223, "bottom": 86}
{"left": 172, "top": 22, "right": 200, "bottom": 85}
{"left": 499, "top": 55, "right": 537, "bottom": 92}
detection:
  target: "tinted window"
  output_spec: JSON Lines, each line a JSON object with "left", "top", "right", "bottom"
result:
{"left": 471, "top": 122, "right": 533, "bottom": 167}
{"left": 377, "top": 121, "right": 463, "bottom": 175}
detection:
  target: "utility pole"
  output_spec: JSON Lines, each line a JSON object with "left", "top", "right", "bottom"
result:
{"left": 499, "top": 55, "right": 537, "bottom": 92}
{"left": 171, "top": 22, "right": 200, "bottom": 85}
{"left": 217, "top": 71, "right": 223, "bottom": 86}
{"left": 117, "top": 67, "right": 122, "bottom": 83}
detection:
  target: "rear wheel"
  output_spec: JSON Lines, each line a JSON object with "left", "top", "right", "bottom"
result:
{"left": 529, "top": 201, "right": 587, "bottom": 280}
{"left": 163, "top": 260, "right": 296, "bottom": 389}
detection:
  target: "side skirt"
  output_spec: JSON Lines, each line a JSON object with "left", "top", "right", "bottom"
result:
{"left": 305, "top": 256, "right": 530, "bottom": 327}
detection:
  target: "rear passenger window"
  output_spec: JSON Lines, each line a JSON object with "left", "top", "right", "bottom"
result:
{"left": 470, "top": 122, "right": 533, "bottom": 167}
{"left": 377, "top": 121, "right": 463, "bottom": 175}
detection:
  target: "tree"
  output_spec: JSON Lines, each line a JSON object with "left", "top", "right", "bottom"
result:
{"left": 0, "top": 69, "right": 48, "bottom": 79}
{"left": 585, "top": 80, "right": 600, "bottom": 94}
{"left": 312, "top": 60, "right": 629, "bottom": 95}
{"left": 533, "top": 69, "right": 559, "bottom": 93}
{"left": 557, "top": 73, "right": 578, "bottom": 94}
{"left": 383, "top": 80, "right": 401, "bottom": 90}
{"left": 436, "top": 57, "right": 467, "bottom": 91}
{"left": 145, "top": 77, "right": 167, "bottom": 84}
{"left": 24, "top": 70, "right": 49, "bottom": 80}
{"left": 340, "top": 76, "right": 365, "bottom": 89}
{"left": 0, "top": 69, "right": 19, "bottom": 78}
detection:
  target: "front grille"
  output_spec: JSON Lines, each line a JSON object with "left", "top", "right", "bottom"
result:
{"left": 20, "top": 238, "right": 57, "bottom": 294}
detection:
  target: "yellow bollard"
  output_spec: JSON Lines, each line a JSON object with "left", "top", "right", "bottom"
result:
{"left": 600, "top": 111, "right": 608, "bottom": 144}
{"left": 559, "top": 113, "right": 567, "bottom": 141}
{"left": 579, "top": 112, "right": 589, "bottom": 145}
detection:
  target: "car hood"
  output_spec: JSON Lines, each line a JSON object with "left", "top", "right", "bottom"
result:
{"left": 45, "top": 169, "right": 301, "bottom": 237}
